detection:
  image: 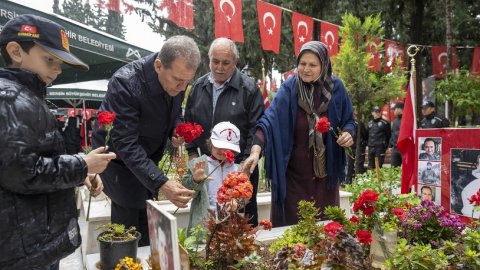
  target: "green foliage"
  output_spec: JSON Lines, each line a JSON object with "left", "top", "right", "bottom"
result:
{"left": 386, "top": 238, "right": 449, "bottom": 270}
{"left": 435, "top": 70, "right": 480, "bottom": 125}
{"left": 54, "top": 0, "right": 126, "bottom": 38}
{"left": 343, "top": 167, "right": 402, "bottom": 202}
{"left": 333, "top": 13, "right": 406, "bottom": 122}
{"left": 269, "top": 201, "right": 322, "bottom": 254}
{"left": 97, "top": 223, "right": 137, "bottom": 242}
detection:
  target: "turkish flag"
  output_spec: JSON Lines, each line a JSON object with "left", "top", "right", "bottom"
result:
{"left": 366, "top": 37, "right": 381, "bottom": 71}
{"left": 107, "top": 0, "right": 121, "bottom": 13}
{"left": 470, "top": 47, "right": 480, "bottom": 75}
{"left": 292, "top": 12, "right": 313, "bottom": 56}
{"left": 257, "top": 80, "right": 270, "bottom": 108}
{"left": 212, "top": 0, "right": 243, "bottom": 42}
{"left": 257, "top": 0, "right": 282, "bottom": 54}
{"left": 320, "top": 21, "right": 339, "bottom": 57}
{"left": 160, "top": 0, "right": 194, "bottom": 29}
{"left": 384, "top": 40, "right": 406, "bottom": 73}
{"left": 432, "top": 46, "right": 459, "bottom": 78}
{"left": 398, "top": 75, "right": 417, "bottom": 194}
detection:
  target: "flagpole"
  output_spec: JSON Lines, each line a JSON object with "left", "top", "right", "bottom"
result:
{"left": 407, "top": 45, "right": 420, "bottom": 109}
{"left": 261, "top": 58, "right": 266, "bottom": 91}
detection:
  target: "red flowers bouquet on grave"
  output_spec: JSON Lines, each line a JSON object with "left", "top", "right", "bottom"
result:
{"left": 175, "top": 122, "right": 204, "bottom": 143}
{"left": 315, "top": 116, "right": 354, "bottom": 158}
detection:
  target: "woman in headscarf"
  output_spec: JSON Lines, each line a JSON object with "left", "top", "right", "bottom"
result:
{"left": 243, "top": 41, "right": 355, "bottom": 227}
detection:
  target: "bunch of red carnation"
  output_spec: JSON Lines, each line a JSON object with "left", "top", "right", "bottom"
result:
{"left": 352, "top": 189, "right": 379, "bottom": 216}
{"left": 468, "top": 189, "right": 480, "bottom": 206}
{"left": 175, "top": 122, "right": 203, "bottom": 143}
{"left": 217, "top": 171, "right": 253, "bottom": 204}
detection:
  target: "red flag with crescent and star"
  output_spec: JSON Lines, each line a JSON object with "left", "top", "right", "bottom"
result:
{"left": 384, "top": 40, "right": 406, "bottom": 73}
{"left": 472, "top": 47, "right": 480, "bottom": 75}
{"left": 257, "top": 0, "right": 282, "bottom": 54}
{"left": 366, "top": 37, "right": 381, "bottom": 71}
{"left": 160, "top": 0, "right": 194, "bottom": 29}
{"left": 292, "top": 12, "right": 313, "bottom": 56}
{"left": 212, "top": 0, "right": 244, "bottom": 42}
{"left": 432, "top": 46, "right": 459, "bottom": 78}
{"left": 320, "top": 21, "right": 339, "bottom": 57}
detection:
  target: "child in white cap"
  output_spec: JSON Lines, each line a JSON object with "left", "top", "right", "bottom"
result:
{"left": 182, "top": 121, "right": 242, "bottom": 233}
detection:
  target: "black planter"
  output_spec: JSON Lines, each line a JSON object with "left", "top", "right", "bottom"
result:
{"left": 98, "top": 231, "right": 141, "bottom": 270}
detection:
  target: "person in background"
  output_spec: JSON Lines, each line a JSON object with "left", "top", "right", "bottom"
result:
{"left": 184, "top": 38, "right": 264, "bottom": 226}
{"left": 0, "top": 14, "right": 115, "bottom": 269}
{"left": 345, "top": 116, "right": 368, "bottom": 184}
{"left": 387, "top": 102, "right": 404, "bottom": 167}
{"left": 243, "top": 41, "right": 355, "bottom": 227}
{"left": 366, "top": 106, "right": 391, "bottom": 169}
{"left": 420, "top": 100, "right": 450, "bottom": 128}
{"left": 92, "top": 35, "right": 199, "bottom": 246}
{"left": 63, "top": 115, "right": 82, "bottom": 154}
{"left": 182, "top": 122, "right": 242, "bottom": 233}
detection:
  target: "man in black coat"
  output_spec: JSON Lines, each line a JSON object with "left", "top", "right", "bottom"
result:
{"left": 388, "top": 102, "right": 404, "bottom": 167}
{"left": 93, "top": 36, "right": 199, "bottom": 246}
{"left": 184, "top": 38, "right": 264, "bottom": 226}
{"left": 367, "top": 106, "right": 391, "bottom": 169}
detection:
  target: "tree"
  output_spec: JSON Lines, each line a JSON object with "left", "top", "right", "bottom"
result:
{"left": 333, "top": 13, "right": 406, "bottom": 172}
{"left": 105, "top": 10, "right": 126, "bottom": 39}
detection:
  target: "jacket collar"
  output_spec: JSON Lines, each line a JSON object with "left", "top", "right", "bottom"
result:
{"left": 202, "top": 68, "right": 242, "bottom": 91}
{"left": 144, "top": 53, "right": 165, "bottom": 95}
{"left": 0, "top": 68, "right": 47, "bottom": 98}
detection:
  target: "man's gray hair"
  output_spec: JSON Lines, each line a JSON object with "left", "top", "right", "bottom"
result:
{"left": 208, "top": 37, "right": 239, "bottom": 60}
{"left": 157, "top": 35, "right": 201, "bottom": 70}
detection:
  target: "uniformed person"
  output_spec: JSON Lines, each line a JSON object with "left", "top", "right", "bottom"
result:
{"left": 420, "top": 100, "right": 450, "bottom": 128}
{"left": 367, "top": 106, "right": 391, "bottom": 169}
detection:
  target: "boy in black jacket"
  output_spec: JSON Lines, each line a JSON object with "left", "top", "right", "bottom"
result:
{"left": 0, "top": 14, "right": 116, "bottom": 269}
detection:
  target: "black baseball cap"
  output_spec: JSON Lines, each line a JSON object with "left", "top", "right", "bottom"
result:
{"left": 371, "top": 106, "right": 380, "bottom": 112}
{"left": 0, "top": 14, "right": 89, "bottom": 70}
{"left": 422, "top": 100, "right": 435, "bottom": 108}
{"left": 394, "top": 102, "right": 404, "bottom": 109}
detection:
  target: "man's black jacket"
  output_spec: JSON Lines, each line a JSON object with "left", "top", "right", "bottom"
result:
{"left": 93, "top": 53, "right": 183, "bottom": 209}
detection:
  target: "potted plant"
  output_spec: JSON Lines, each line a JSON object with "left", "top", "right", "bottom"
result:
{"left": 97, "top": 223, "right": 141, "bottom": 270}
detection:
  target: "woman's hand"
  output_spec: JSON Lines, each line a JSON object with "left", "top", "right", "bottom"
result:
{"left": 242, "top": 145, "right": 262, "bottom": 175}
{"left": 337, "top": 131, "right": 353, "bottom": 148}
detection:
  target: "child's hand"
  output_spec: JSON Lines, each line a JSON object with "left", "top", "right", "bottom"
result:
{"left": 192, "top": 160, "right": 211, "bottom": 183}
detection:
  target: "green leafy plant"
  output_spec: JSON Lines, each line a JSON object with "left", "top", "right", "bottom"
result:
{"left": 386, "top": 238, "right": 449, "bottom": 270}
{"left": 97, "top": 223, "right": 137, "bottom": 242}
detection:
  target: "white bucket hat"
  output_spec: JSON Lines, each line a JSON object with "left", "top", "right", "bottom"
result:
{"left": 210, "top": 121, "right": 241, "bottom": 153}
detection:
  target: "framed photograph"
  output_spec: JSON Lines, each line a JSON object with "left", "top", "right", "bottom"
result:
{"left": 450, "top": 149, "right": 480, "bottom": 218}
{"left": 418, "top": 161, "right": 441, "bottom": 186}
{"left": 415, "top": 128, "right": 480, "bottom": 221}
{"left": 147, "top": 200, "right": 181, "bottom": 270}
{"left": 418, "top": 137, "right": 442, "bottom": 161}
{"left": 417, "top": 185, "right": 441, "bottom": 205}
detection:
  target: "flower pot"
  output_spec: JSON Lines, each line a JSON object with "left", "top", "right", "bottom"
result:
{"left": 370, "top": 229, "right": 397, "bottom": 269}
{"left": 98, "top": 231, "right": 141, "bottom": 270}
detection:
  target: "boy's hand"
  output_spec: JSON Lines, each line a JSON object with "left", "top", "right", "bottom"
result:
{"left": 84, "top": 174, "right": 103, "bottom": 197}
{"left": 192, "top": 160, "right": 211, "bottom": 183}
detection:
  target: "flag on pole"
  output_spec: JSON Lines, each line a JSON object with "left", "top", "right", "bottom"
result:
{"left": 397, "top": 74, "right": 417, "bottom": 194}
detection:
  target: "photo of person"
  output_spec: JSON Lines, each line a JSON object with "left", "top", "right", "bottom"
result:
{"left": 418, "top": 161, "right": 441, "bottom": 186}
{"left": 418, "top": 137, "right": 441, "bottom": 161}
{"left": 450, "top": 149, "right": 480, "bottom": 218}
{"left": 418, "top": 185, "right": 441, "bottom": 205}
{"left": 146, "top": 200, "right": 180, "bottom": 270}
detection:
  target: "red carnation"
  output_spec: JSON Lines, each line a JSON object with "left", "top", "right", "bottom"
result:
{"left": 259, "top": 219, "right": 272, "bottom": 231}
{"left": 468, "top": 189, "right": 480, "bottom": 206}
{"left": 97, "top": 111, "right": 116, "bottom": 127}
{"left": 356, "top": 230, "right": 373, "bottom": 244}
{"left": 175, "top": 122, "right": 204, "bottom": 143}
{"left": 223, "top": 150, "right": 235, "bottom": 163}
{"left": 324, "top": 221, "right": 344, "bottom": 237}
{"left": 349, "top": 215, "right": 360, "bottom": 223}
{"left": 315, "top": 116, "right": 331, "bottom": 133}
